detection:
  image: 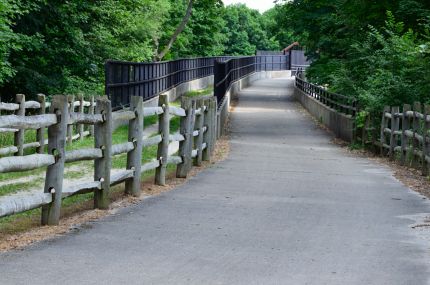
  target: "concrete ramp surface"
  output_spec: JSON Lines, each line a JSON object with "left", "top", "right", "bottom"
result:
{"left": 1, "top": 78, "right": 430, "bottom": 285}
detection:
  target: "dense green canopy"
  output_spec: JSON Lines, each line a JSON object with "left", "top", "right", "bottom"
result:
{"left": 1, "top": 0, "right": 429, "bottom": 116}
{"left": 0, "top": 0, "right": 280, "bottom": 100}
{"left": 275, "top": 0, "right": 430, "bottom": 115}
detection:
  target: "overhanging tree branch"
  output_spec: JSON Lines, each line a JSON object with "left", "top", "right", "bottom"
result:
{"left": 156, "top": 0, "right": 194, "bottom": 61}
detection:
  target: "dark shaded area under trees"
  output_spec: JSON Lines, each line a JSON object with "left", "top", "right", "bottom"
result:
{"left": 2, "top": 0, "right": 428, "bottom": 120}
{"left": 276, "top": 0, "right": 430, "bottom": 118}
{"left": 0, "top": 0, "right": 284, "bottom": 101}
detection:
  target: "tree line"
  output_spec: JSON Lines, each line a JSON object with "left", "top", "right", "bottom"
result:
{"left": 0, "top": 0, "right": 288, "bottom": 101}
{"left": 274, "top": 0, "right": 430, "bottom": 117}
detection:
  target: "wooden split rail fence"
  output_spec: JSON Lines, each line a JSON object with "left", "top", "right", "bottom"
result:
{"left": 379, "top": 103, "right": 430, "bottom": 175}
{"left": 0, "top": 94, "right": 96, "bottom": 157}
{"left": 0, "top": 94, "right": 217, "bottom": 225}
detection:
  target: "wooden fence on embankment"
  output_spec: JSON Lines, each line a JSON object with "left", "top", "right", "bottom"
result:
{"left": 362, "top": 103, "right": 430, "bottom": 176}
{"left": 0, "top": 94, "right": 96, "bottom": 157}
{"left": 0, "top": 94, "right": 217, "bottom": 225}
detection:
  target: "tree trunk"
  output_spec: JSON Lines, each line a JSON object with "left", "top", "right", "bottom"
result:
{"left": 156, "top": 0, "right": 193, "bottom": 61}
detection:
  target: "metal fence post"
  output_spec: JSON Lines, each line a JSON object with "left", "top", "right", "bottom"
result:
{"left": 213, "top": 60, "right": 226, "bottom": 106}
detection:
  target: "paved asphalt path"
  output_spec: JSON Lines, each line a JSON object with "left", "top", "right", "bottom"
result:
{"left": 1, "top": 78, "right": 430, "bottom": 284}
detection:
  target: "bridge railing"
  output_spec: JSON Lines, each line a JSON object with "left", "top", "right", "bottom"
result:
{"left": 213, "top": 57, "right": 256, "bottom": 106}
{"left": 295, "top": 74, "right": 358, "bottom": 116}
{"left": 105, "top": 55, "right": 291, "bottom": 109}
{"left": 213, "top": 55, "right": 291, "bottom": 108}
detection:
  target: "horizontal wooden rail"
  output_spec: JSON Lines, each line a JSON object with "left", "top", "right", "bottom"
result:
{"left": 170, "top": 133, "right": 185, "bottom": 142}
{"left": 0, "top": 94, "right": 219, "bottom": 226}
{"left": 112, "top": 142, "right": 135, "bottom": 156}
{"left": 143, "top": 135, "right": 162, "bottom": 147}
{"left": 0, "top": 127, "right": 18, "bottom": 133}
{"left": 111, "top": 170, "right": 135, "bottom": 186}
{"left": 112, "top": 110, "right": 136, "bottom": 122}
{"left": 169, "top": 106, "right": 186, "bottom": 117}
{"left": 378, "top": 103, "right": 430, "bottom": 175}
{"left": 69, "top": 113, "right": 104, "bottom": 125}
{"left": 62, "top": 181, "right": 102, "bottom": 198}
{"left": 65, "top": 148, "right": 103, "bottom": 163}
{"left": 0, "top": 193, "right": 52, "bottom": 218}
{"left": 0, "top": 114, "right": 57, "bottom": 129}
{"left": 143, "top": 107, "right": 164, "bottom": 117}
{"left": 0, "top": 154, "right": 55, "bottom": 173}
{"left": 141, "top": 160, "right": 160, "bottom": 173}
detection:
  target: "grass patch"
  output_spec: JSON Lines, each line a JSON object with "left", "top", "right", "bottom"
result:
{"left": 0, "top": 179, "right": 44, "bottom": 197}
{"left": 0, "top": 165, "right": 178, "bottom": 236}
{"left": 64, "top": 169, "right": 86, "bottom": 180}
{"left": 184, "top": 86, "right": 213, "bottom": 97}
{"left": 144, "top": 114, "right": 158, "bottom": 127}
{"left": 0, "top": 110, "right": 183, "bottom": 234}
{"left": 0, "top": 130, "right": 37, "bottom": 151}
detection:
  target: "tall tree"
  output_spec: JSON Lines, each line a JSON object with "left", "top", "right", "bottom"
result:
{"left": 275, "top": 0, "right": 430, "bottom": 114}
{"left": 223, "top": 4, "right": 280, "bottom": 56}
{"left": 156, "top": 0, "right": 193, "bottom": 61}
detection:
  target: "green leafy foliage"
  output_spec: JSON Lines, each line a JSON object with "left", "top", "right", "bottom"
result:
{"left": 223, "top": 4, "right": 280, "bottom": 55}
{"left": 0, "top": 0, "right": 283, "bottom": 100}
{"left": 276, "top": 0, "right": 430, "bottom": 116}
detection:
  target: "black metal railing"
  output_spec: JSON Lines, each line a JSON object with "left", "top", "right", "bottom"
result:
{"left": 255, "top": 55, "right": 289, "bottom": 71}
{"left": 295, "top": 74, "right": 358, "bottom": 116}
{"left": 213, "top": 57, "right": 256, "bottom": 106}
{"left": 105, "top": 55, "right": 290, "bottom": 109}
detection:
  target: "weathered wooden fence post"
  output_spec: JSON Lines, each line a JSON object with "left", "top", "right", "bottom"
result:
{"left": 389, "top": 106, "right": 399, "bottom": 160}
{"left": 67, "top": 95, "right": 74, "bottom": 145}
{"left": 36, "top": 94, "right": 46, "bottom": 154}
{"left": 400, "top": 104, "right": 411, "bottom": 166}
{"left": 194, "top": 99, "right": 204, "bottom": 166}
{"left": 125, "top": 96, "right": 143, "bottom": 196}
{"left": 14, "top": 94, "right": 25, "bottom": 156}
{"left": 89, "top": 96, "right": 95, "bottom": 137}
{"left": 422, "top": 104, "right": 430, "bottom": 176}
{"left": 202, "top": 98, "right": 212, "bottom": 161}
{"left": 42, "top": 95, "right": 68, "bottom": 225}
{"left": 155, "top": 94, "right": 170, "bottom": 185}
{"left": 380, "top": 106, "right": 390, "bottom": 156}
{"left": 78, "top": 95, "right": 84, "bottom": 140}
{"left": 177, "top": 97, "right": 195, "bottom": 178}
{"left": 212, "top": 98, "right": 218, "bottom": 153}
{"left": 94, "top": 97, "right": 112, "bottom": 209}
{"left": 412, "top": 102, "right": 422, "bottom": 168}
